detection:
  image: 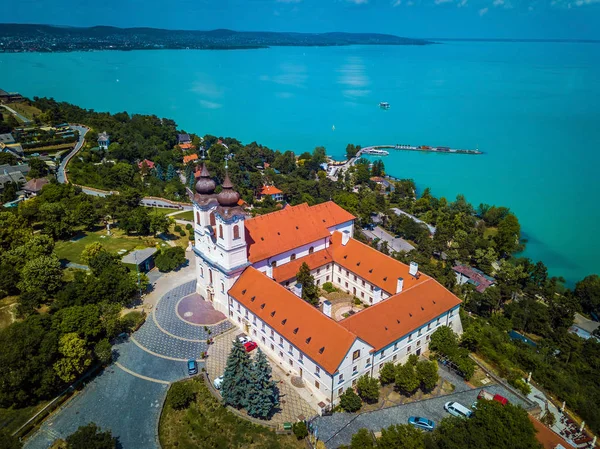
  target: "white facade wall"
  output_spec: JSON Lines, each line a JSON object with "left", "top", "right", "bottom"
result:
{"left": 331, "top": 263, "right": 392, "bottom": 305}
{"left": 282, "top": 264, "right": 335, "bottom": 288}
{"left": 253, "top": 238, "right": 329, "bottom": 274}
{"left": 327, "top": 220, "right": 354, "bottom": 237}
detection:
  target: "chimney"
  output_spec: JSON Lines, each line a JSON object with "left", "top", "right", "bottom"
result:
{"left": 409, "top": 261, "right": 418, "bottom": 277}
{"left": 323, "top": 300, "right": 332, "bottom": 318}
{"left": 396, "top": 277, "right": 404, "bottom": 294}
{"left": 341, "top": 230, "right": 350, "bottom": 246}
{"left": 266, "top": 264, "right": 273, "bottom": 279}
{"left": 293, "top": 282, "right": 303, "bottom": 298}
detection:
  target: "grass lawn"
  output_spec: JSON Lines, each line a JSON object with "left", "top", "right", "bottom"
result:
{"left": 54, "top": 229, "right": 158, "bottom": 265}
{"left": 0, "top": 401, "right": 49, "bottom": 436}
{"left": 159, "top": 223, "right": 193, "bottom": 250}
{"left": 8, "top": 102, "right": 42, "bottom": 121}
{"left": 171, "top": 210, "right": 194, "bottom": 221}
{"left": 159, "top": 379, "right": 304, "bottom": 449}
{"left": 145, "top": 207, "right": 182, "bottom": 217}
{"left": 0, "top": 296, "right": 18, "bottom": 330}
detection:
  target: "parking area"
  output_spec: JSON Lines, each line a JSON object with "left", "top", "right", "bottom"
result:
{"left": 207, "top": 329, "right": 318, "bottom": 424}
{"left": 315, "top": 384, "right": 530, "bottom": 448}
{"left": 362, "top": 226, "right": 415, "bottom": 253}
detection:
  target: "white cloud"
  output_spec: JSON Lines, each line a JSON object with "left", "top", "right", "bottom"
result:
{"left": 434, "top": 0, "right": 453, "bottom": 4}
{"left": 479, "top": 6, "right": 489, "bottom": 14}
{"left": 391, "top": 0, "right": 402, "bottom": 6}
{"left": 347, "top": 0, "right": 369, "bottom": 4}
{"left": 493, "top": 0, "right": 504, "bottom": 5}
{"left": 276, "top": 0, "right": 301, "bottom": 3}
{"left": 457, "top": 0, "right": 468, "bottom": 6}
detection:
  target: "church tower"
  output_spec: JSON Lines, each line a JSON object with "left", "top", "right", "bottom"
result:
{"left": 191, "top": 164, "right": 249, "bottom": 314}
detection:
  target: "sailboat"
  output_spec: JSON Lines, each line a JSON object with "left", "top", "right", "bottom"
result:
{"left": 332, "top": 125, "right": 336, "bottom": 131}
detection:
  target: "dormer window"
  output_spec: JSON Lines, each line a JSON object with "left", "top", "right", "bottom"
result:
{"left": 290, "top": 253, "right": 296, "bottom": 261}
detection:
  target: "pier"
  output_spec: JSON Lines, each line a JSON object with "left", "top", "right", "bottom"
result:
{"left": 359, "top": 144, "right": 483, "bottom": 156}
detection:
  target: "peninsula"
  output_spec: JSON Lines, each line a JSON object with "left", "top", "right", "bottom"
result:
{"left": 0, "top": 24, "right": 432, "bottom": 53}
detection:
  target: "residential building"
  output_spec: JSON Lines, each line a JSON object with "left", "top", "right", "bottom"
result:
{"left": 453, "top": 264, "right": 495, "bottom": 293}
{"left": 0, "top": 163, "right": 29, "bottom": 177}
{"left": 259, "top": 185, "right": 284, "bottom": 202}
{"left": 0, "top": 133, "right": 15, "bottom": 145}
{"left": 183, "top": 153, "right": 199, "bottom": 165}
{"left": 178, "top": 133, "right": 192, "bottom": 145}
{"left": 138, "top": 159, "right": 155, "bottom": 170}
{"left": 23, "top": 178, "right": 49, "bottom": 197}
{"left": 0, "top": 89, "right": 24, "bottom": 103}
{"left": 97, "top": 131, "right": 110, "bottom": 150}
{"left": 190, "top": 164, "right": 463, "bottom": 409}
{"left": 122, "top": 248, "right": 158, "bottom": 273}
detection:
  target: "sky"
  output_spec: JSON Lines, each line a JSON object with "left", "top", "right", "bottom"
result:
{"left": 4, "top": 0, "right": 600, "bottom": 40}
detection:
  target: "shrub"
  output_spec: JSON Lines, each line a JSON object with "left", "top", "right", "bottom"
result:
{"left": 509, "top": 378, "right": 532, "bottom": 396}
{"left": 353, "top": 297, "right": 362, "bottom": 306}
{"left": 395, "top": 363, "right": 419, "bottom": 395}
{"left": 407, "top": 354, "right": 419, "bottom": 366}
{"left": 322, "top": 282, "right": 337, "bottom": 293}
{"left": 416, "top": 360, "right": 439, "bottom": 392}
{"left": 340, "top": 388, "right": 362, "bottom": 412}
{"left": 121, "top": 311, "right": 145, "bottom": 332}
{"left": 174, "top": 225, "right": 182, "bottom": 233}
{"left": 185, "top": 223, "right": 192, "bottom": 230}
{"left": 94, "top": 339, "right": 113, "bottom": 365}
{"left": 292, "top": 421, "right": 308, "bottom": 440}
{"left": 155, "top": 246, "right": 186, "bottom": 272}
{"left": 169, "top": 382, "right": 196, "bottom": 410}
{"left": 179, "top": 230, "right": 186, "bottom": 237}
{"left": 65, "top": 423, "right": 116, "bottom": 449}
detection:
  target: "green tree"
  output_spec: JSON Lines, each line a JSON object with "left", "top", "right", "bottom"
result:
{"left": 155, "top": 246, "right": 186, "bottom": 272}
{"left": 0, "top": 212, "right": 31, "bottom": 251}
{"left": 94, "top": 339, "right": 113, "bottom": 365}
{"left": 75, "top": 201, "right": 100, "bottom": 230}
{"left": 153, "top": 163, "right": 165, "bottom": 181}
{"left": 0, "top": 430, "right": 22, "bottom": 448}
{"left": 247, "top": 349, "right": 279, "bottom": 419}
{"left": 356, "top": 374, "right": 380, "bottom": 404}
{"left": 495, "top": 213, "right": 521, "bottom": 256}
{"left": 169, "top": 381, "right": 196, "bottom": 410}
{"left": 377, "top": 424, "right": 425, "bottom": 449}
{"left": 40, "top": 202, "right": 75, "bottom": 239}
{"left": 53, "top": 333, "right": 92, "bottom": 383}
{"left": 149, "top": 211, "right": 170, "bottom": 235}
{"left": 1, "top": 181, "right": 18, "bottom": 203}
{"left": 416, "top": 360, "right": 439, "bottom": 392}
{"left": 339, "top": 388, "right": 362, "bottom": 412}
{"left": 350, "top": 428, "right": 375, "bottom": 449}
{"left": 81, "top": 242, "right": 105, "bottom": 265}
{"left": 18, "top": 255, "right": 62, "bottom": 295}
{"left": 166, "top": 163, "right": 177, "bottom": 181}
{"left": 221, "top": 339, "right": 253, "bottom": 409}
{"left": 395, "top": 362, "right": 419, "bottom": 395}
{"left": 574, "top": 274, "right": 600, "bottom": 317}
{"left": 28, "top": 158, "right": 48, "bottom": 178}
{"left": 296, "top": 262, "right": 319, "bottom": 307}
{"left": 292, "top": 421, "right": 308, "bottom": 440}
{"left": 379, "top": 362, "right": 397, "bottom": 385}
{"left": 16, "top": 289, "right": 45, "bottom": 317}
{"left": 65, "top": 423, "right": 117, "bottom": 449}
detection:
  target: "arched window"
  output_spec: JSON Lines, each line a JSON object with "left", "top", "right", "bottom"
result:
{"left": 219, "top": 225, "right": 223, "bottom": 239}
{"left": 196, "top": 211, "right": 201, "bottom": 224}
{"left": 233, "top": 225, "right": 240, "bottom": 240}
{"left": 221, "top": 282, "right": 225, "bottom": 293}
{"left": 210, "top": 212, "right": 216, "bottom": 227}
{"left": 200, "top": 266, "right": 204, "bottom": 278}
{"left": 308, "top": 247, "right": 314, "bottom": 254}
{"left": 290, "top": 253, "right": 296, "bottom": 261}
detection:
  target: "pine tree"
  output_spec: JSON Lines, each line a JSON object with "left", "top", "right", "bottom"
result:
{"left": 188, "top": 170, "right": 196, "bottom": 190}
{"left": 246, "top": 349, "right": 279, "bottom": 419}
{"left": 166, "top": 164, "right": 176, "bottom": 181}
{"left": 153, "top": 164, "right": 165, "bottom": 181}
{"left": 297, "top": 262, "right": 319, "bottom": 307}
{"left": 221, "top": 339, "right": 253, "bottom": 408}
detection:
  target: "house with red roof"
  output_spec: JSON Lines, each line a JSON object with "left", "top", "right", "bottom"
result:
{"left": 259, "top": 185, "right": 284, "bottom": 202}
{"left": 183, "top": 153, "right": 199, "bottom": 165}
{"left": 189, "top": 163, "right": 463, "bottom": 408}
{"left": 138, "top": 159, "right": 155, "bottom": 170}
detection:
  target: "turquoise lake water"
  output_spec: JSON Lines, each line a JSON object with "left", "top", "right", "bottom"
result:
{"left": 0, "top": 42, "right": 598, "bottom": 284}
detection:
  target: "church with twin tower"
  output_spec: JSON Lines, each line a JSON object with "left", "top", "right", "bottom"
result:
{"left": 189, "top": 163, "right": 463, "bottom": 407}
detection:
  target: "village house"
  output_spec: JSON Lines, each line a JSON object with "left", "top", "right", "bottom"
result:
{"left": 23, "top": 178, "right": 49, "bottom": 197}
{"left": 259, "top": 185, "right": 284, "bottom": 202}
{"left": 452, "top": 263, "right": 495, "bottom": 293}
{"left": 177, "top": 133, "right": 192, "bottom": 145}
{"left": 190, "top": 164, "right": 463, "bottom": 409}
{"left": 97, "top": 131, "right": 110, "bottom": 150}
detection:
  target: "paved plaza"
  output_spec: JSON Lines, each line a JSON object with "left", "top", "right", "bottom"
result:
{"left": 25, "top": 263, "right": 237, "bottom": 449}
{"left": 207, "top": 329, "right": 319, "bottom": 424}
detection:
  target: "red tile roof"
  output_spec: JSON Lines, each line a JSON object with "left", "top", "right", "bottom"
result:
{"left": 273, "top": 249, "right": 334, "bottom": 283}
{"left": 179, "top": 143, "right": 196, "bottom": 150}
{"left": 138, "top": 159, "right": 155, "bottom": 170}
{"left": 229, "top": 267, "right": 357, "bottom": 374}
{"left": 245, "top": 202, "right": 355, "bottom": 263}
{"left": 340, "top": 278, "right": 462, "bottom": 351}
{"left": 260, "top": 185, "right": 283, "bottom": 196}
{"left": 330, "top": 232, "right": 428, "bottom": 295}
{"left": 528, "top": 416, "right": 573, "bottom": 449}
{"left": 183, "top": 154, "right": 199, "bottom": 164}
{"left": 23, "top": 177, "right": 48, "bottom": 193}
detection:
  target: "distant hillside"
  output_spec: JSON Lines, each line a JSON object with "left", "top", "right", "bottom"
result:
{"left": 0, "top": 24, "right": 432, "bottom": 53}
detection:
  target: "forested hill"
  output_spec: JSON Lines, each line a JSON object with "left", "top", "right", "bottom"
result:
{"left": 0, "top": 24, "right": 433, "bottom": 53}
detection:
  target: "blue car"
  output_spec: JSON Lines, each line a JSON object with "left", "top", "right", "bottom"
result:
{"left": 408, "top": 416, "right": 435, "bottom": 432}
{"left": 187, "top": 359, "right": 198, "bottom": 376}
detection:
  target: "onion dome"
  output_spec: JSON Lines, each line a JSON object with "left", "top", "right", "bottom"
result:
{"left": 195, "top": 163, "right": 216, "bottom": 195}
{"left": 217, "top": 171, "right": 240, "bottom": 207}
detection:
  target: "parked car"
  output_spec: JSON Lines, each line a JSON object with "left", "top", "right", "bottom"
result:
{"left": 237, "top": 335, "right": 250, "bottom": 345}
{"left": 213, "top": 375, "right": 224, "bottom": 390}
{"left": 444, "top": 401, "right": 473, "bottom": 418}
{"left": 408, "top": 416, "right": 435, "bottom": 431}
{"left": 472, "top": 389, "right": 509, "bottom": 409}
{"left": 187, "top": 359, "right": 198, "bottom": 376}
{"left": 243, "top": 341, "right": 258, "bottom": 352}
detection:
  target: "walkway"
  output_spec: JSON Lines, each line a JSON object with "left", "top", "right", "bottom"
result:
{"left": 56, "top": 125, "right": 88, "bottom": 184}
{"left": 24, "top": 256, "right": 233, "bottom": 449}
{"left": 391, "top": 207, "right": 437, "bottom": 235}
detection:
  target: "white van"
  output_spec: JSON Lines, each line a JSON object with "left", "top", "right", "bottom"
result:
{"left": 444, "top": 401, "right": 473, "bottom": 418}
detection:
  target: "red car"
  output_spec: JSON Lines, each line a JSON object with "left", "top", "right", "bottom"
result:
{"left": 243, "top": 341, "right": 258, "bottom": 352}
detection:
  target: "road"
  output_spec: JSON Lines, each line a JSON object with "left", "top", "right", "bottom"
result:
{"left": 56, "top": 125, "right": 88, "bottom": 184}
{"left": 391, "top": 207, "right": 437, "bottom": 235}
{"left": 0, "top": 104, "right": 33, "bottom": 125}
{"left": 362, "top": 226, "right": 415, "bottom": 253}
